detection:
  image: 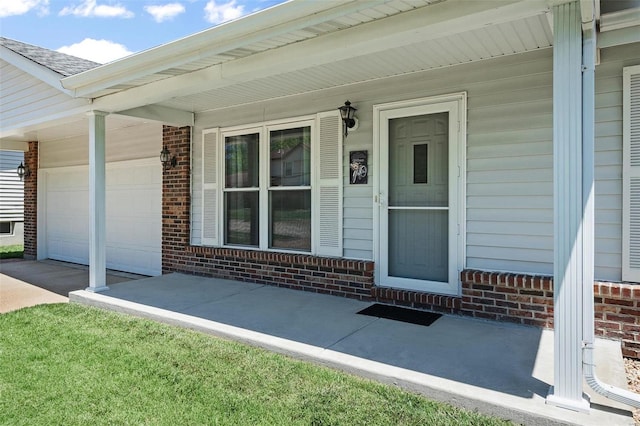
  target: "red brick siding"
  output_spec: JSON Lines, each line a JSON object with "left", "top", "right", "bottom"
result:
{"left": 161, "top": 125, "right": 375, "bottom": 300}
{"left": 23, "top": 141, "right": 38, "bottom": 259}
{"left": 161, "top": 125, "right": 191, "bottom": 262}
{"left": 372, "top": 287, "right": 461, "bottom": 314}
{"left": 459, "top": 271, "right": 554, "bottom": 328}
{"left": 594, "top": 282, "right": 640, "bottom": 358}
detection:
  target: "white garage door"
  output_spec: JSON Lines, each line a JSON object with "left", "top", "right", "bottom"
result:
{"left": 43, "top": 158, "right": 162, "bottom": 276}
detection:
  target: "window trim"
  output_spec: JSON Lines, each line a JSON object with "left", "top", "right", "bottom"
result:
{"left": 219, "top": 117, "right": 316, "bottom": 254}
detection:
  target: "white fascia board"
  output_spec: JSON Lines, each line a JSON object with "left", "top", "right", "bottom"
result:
{"left": 60, "top": 0, "right": 391, "bottom": 98}
{"left": 92, "top": 65, "right": 223, "bottom": 113}
{"left": 91, "top": 0, "right": 549, "bottom": 114}
{"left": 116, "top": 105, "right": 194, "bottom": 127}
{"left": 0, "top": 46, "right": 71, "bottom": 95}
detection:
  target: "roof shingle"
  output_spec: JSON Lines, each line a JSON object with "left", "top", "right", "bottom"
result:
{"left": 0, "top": 37, "right": 99, "bottom": 77}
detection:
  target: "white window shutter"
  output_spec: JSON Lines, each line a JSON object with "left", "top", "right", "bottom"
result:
{"left": 314, "top": 111, "right": 343, "bottom": 257}
{"left": 202, "top": 128, "right": 220, "bottom": 246}
{"left": 623, "top": 66, "right": 640, "bottom": 282}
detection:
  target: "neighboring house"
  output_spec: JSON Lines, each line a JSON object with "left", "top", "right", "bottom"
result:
{"left": 1, "top": 0, "right": 639, "bottom": 411}
{"left": 0, "top": 150, "right": 24, "bottom": 245}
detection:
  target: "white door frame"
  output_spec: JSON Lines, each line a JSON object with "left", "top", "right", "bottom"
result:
{"left": 373, "top": 93, "right": 466, "bottom": 296}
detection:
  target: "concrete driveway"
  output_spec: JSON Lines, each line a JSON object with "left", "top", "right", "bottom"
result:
{"left": 0, "top": 259, "right": 142, "bottom": 313}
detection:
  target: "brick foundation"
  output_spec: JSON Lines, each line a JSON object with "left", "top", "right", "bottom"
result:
{"left": 23, "top": 141, "right": 38, "bottom": 259}
{"left": 375, "top": 271, "right": 640, "bottom": 357}
{"left": 175, "top": 246, "right": 374, "bottom": 299}
{"left": 161, "top": 125, "right": 640, "bottom": 358}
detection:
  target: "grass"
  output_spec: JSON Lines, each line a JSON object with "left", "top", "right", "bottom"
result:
{"left": 0, "top": 304, "right": 513, "bottom": 426}
{"left": 0, "top": 244, "right": 23, "bottom": 259}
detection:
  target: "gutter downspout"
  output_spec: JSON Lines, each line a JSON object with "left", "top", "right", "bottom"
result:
{"left": 581, "top": 3, "right": 640, "bottom": 408}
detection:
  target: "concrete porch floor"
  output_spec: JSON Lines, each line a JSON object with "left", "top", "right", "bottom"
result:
{"left": 1, "top": 260, "right": 635, "bottom": 425}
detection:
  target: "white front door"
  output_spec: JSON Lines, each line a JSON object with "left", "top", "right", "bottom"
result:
{"left": 375, "top": 94, "right": 465, "bottom": 295}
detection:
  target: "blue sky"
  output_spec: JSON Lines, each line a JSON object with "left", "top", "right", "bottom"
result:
{"left": 0, "top": 0, "right": 287, "bottom": 63}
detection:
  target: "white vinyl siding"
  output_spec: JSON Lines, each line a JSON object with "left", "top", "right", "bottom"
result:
{"left": 0, "top": 150, "right": 24, "bottom": 221}
{"left": 191, "top": 45, "right": 638, "bottom": 279}
{"left": 623, "top": 64, "right": 640, "bottom": 282}
{"left": 594, "top": 44, "right": 640, "bottom": 282}
{"left": 0, "top": 60, "right": 88, "bottom": 131}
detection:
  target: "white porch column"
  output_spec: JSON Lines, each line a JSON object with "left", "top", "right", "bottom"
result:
{"left": 86, "top": 111, "right": 109, "bottom": 292}
{"left": 546, "top": 1, "right": 589, "bottom": 412}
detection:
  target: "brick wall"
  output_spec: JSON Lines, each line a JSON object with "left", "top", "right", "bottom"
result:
{"left": 458, "top": 271, "right": 554, "bottom": 328}
{"left": 594, "top": 282, "right": 640, "bottom": 358}
{"left": 162, "top": 125, "right": 191, "bottom": 261}
{"left": 161, "top": 125, "right": 375, "bottom": 300}
{"left": 23, "top": 141, "right": 38, "bottom": 259}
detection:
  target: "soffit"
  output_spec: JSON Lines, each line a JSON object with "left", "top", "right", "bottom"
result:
{"left": 157, "top": 13, "right": 553, "bottom": 114}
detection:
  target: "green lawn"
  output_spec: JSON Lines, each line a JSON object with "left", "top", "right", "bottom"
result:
{"left": 0, "top": 304, "right": 513, "bottom": 426}
{"left": 0, "top": 244, "right": 23, "bottom": 259}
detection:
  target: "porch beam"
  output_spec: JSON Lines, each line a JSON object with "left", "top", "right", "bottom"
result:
{"left": 116, "top": 105, "right": 194, "bottom": 127}
{"left": 597, "top": 25, "right": 640, "bottom": 49}
{"left": 87, "top": 111, "right": 109, "bottom": 293}
{"left": 0, "top": 140, "right": 29, "bottom": 151}
{"left": 546, "top": 1, "right": 590, "bottom": 412}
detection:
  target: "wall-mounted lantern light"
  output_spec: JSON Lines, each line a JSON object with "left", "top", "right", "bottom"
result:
{"left": 160, "top": 145, "right": 177, "bottom": 171}
{"left": 338, "top": 100, "right": 358, "bottom": 138}
{"left": 17, "top": 162, "right": 30, "bottom": 181}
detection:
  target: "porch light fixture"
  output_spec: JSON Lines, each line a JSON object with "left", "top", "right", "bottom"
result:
{"left": 160, "top": 145, "right": 177, "bottom": 171}
{"left": 17, "top": 162, "right": 30, "bottom": 181}
{"left": 338, "top": 100, "right": 358, "bottom": 138}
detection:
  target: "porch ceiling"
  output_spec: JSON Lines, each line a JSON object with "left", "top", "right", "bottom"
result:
{"left": 157, "top": 13, "right": 553, "bottom": 115}
{"left": 61, "top": 0, "right": 552, "bottom": 120}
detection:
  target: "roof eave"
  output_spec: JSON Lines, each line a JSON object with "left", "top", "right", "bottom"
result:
{"left": 60, "top": 0, "right": 377, "bottom": 97}
{"left": 0, "top": 45, "right": 74, "bottom": 96}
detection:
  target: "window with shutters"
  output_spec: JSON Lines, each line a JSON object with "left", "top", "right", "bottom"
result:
{"left": 623, "top": 65, "right": 640, "bottom": 282}
{"left": 202, "top": 113, "right": 342, "bottom": 256}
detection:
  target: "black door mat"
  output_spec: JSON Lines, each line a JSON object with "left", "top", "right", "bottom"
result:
{"left": 357, "top": 303, "right": 442, "bottom": 327}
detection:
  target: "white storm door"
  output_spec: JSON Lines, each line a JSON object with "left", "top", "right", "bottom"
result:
{"left": 377, "top": 96, "right": 464, "bottom": 296}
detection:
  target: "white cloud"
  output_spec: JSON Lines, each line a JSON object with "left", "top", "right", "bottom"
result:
{"left": 0, "top": 0, "right": 49, "bottom": 17}
{"left": 57, "top": 38, "right": 133, "bottom": 64}
{"left": 145, "top": 3, "right": 185, "bottom": 23}
{"left": 204, "top": 0, "right": 244, "bottom": 24}
{"left": 59, "top": 0, "right": 134, "bottom": 18}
